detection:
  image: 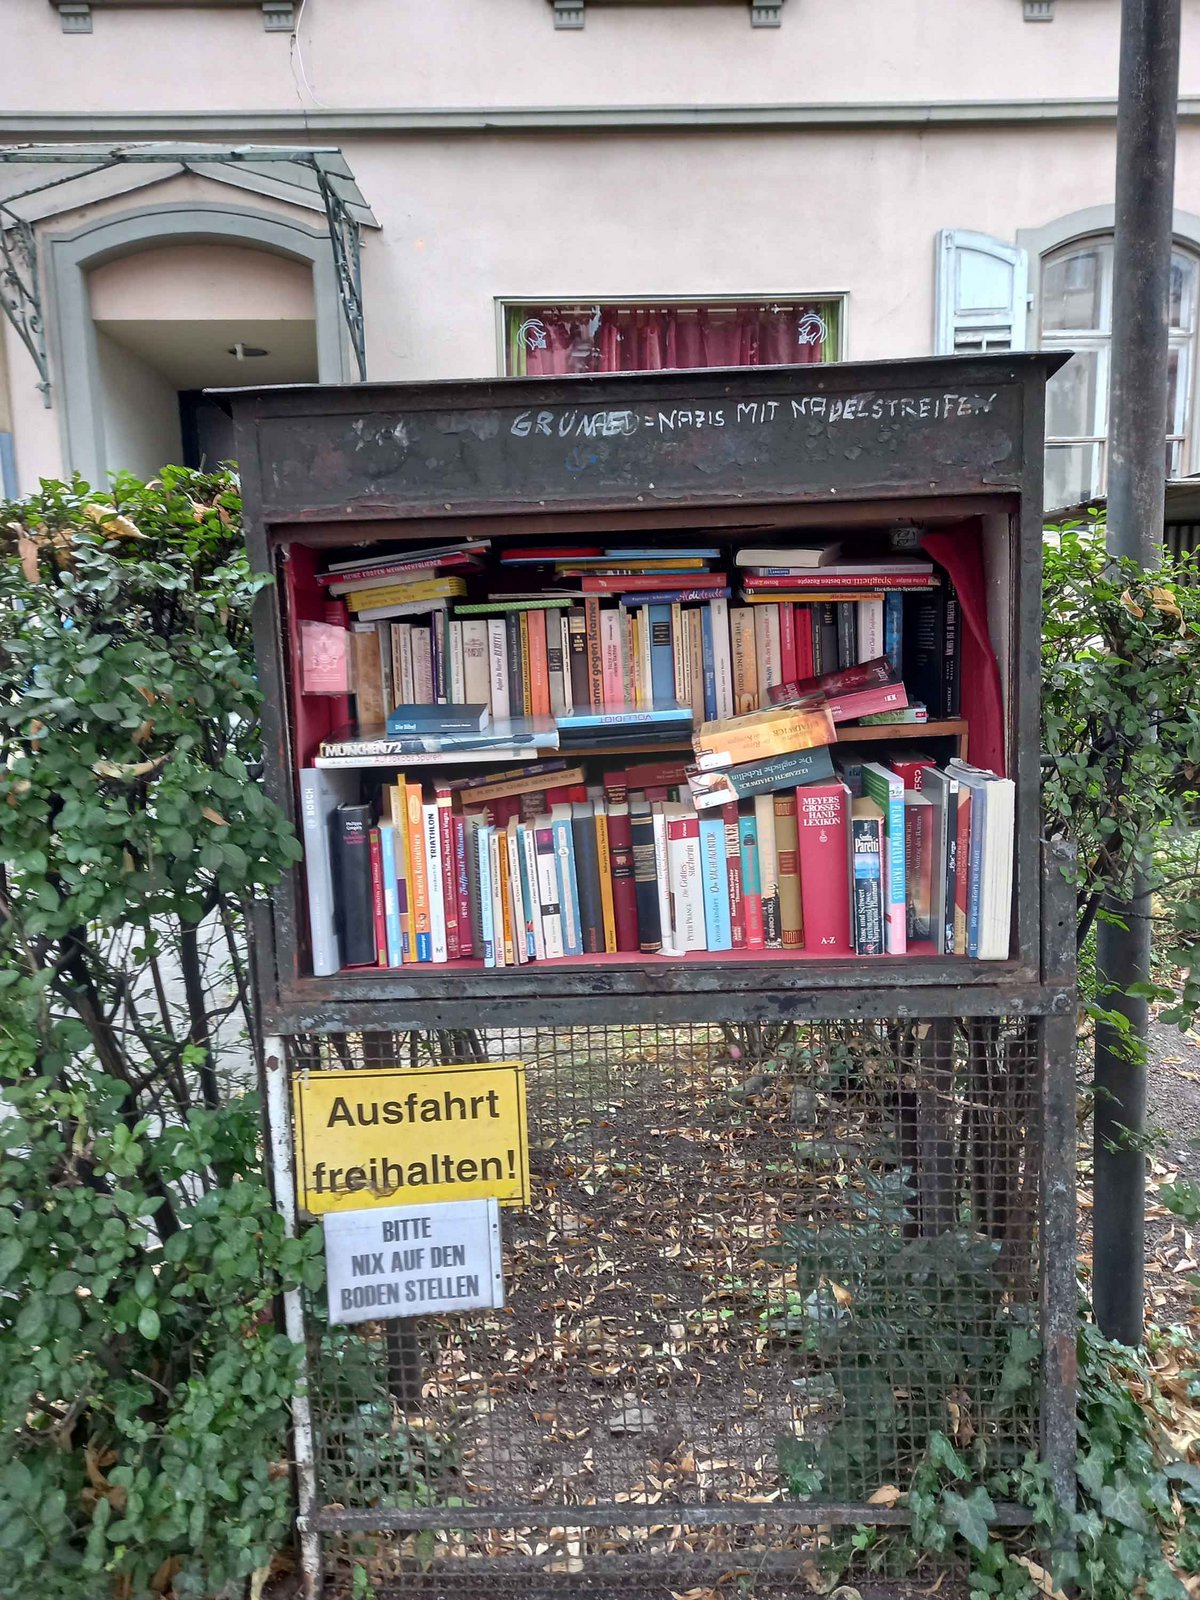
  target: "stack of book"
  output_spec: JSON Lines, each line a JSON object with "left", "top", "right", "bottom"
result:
{"left": 300, "top": 751, "right": 1014, "bottom": 974}
{"left": 299, "top": 537, "right": 963, "bottom": 757}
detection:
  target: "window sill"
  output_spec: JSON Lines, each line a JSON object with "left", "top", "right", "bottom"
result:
{"left": 51, "top": 0, "right": 293, "bottom": 33}
{"left": 548, "top": 0, "right": 786, "bottom": 28}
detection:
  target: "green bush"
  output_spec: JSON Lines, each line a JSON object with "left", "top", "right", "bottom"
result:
{"left": 0, "top": 471, "right": 319, "bottom": 1599}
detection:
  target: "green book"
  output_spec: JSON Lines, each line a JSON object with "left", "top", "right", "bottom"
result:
{"left": 454, "top": 597, "right": 575, "bottom": 615}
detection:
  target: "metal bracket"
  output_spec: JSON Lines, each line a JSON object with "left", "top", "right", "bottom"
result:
{"left": 314, "top": 168, "right": 368, "bottom": 382}
{"left": 0, "top": 206, "right": 51, "bottom": 407}
{"left": 1023, "top": 1, "right": 1055, "bottom": 19}
{"left": 551, "top": 1, "right": 785, "bottom": 27}
{"left": 55, "top": 2, "right": 92, "bottom": 30}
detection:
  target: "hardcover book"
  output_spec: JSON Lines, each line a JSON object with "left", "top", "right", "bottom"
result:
{"left": 860, "top": 763, "right": 907, "bottom": 955}
{"left": 797, "top": 781, "right": 852, "bottom": 955}
{"left": 331, "top": 802, "right": 376, "bottom": 968}
{"left": 687, "top": 745, "right": 837, "bottom": 810}
{"left": 773, "top": 793, "right": 803, "bottom": 948}
{"left": 850, "top": 798, "right": 885, "bottom": 957}
{"left": 630, "top": 796, "right": 663, "bottom": 955}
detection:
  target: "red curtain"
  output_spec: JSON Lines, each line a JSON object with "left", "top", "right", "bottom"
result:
{"left": 522, "top": 304, "right": 829, "bottom": 377}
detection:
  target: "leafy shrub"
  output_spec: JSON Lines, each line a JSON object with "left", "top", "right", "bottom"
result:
{"left": 0, "top": 471, "right": 319, "bottom": 1599}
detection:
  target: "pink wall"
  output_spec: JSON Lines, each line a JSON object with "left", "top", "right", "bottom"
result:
{"left": 5, "top": 0, "right": 1200, "bottom": 111}
{"left": 89, "top": 244, "right": 315, "bottom": 320}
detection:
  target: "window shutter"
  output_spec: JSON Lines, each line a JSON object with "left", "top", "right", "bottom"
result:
{"left": 934, "top": 230, "right": 1029, "bottom": 355}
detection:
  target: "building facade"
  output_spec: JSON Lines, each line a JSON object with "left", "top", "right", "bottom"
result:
{"left": 3, "top": 0, "right": 1200, "bottom": 507}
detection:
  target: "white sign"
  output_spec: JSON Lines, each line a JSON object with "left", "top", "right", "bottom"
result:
{"left": 323, "top": 1198, "right": 504, "bottom": 1325}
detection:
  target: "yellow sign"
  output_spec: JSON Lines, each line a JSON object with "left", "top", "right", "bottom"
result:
{"left": 291, "top": 1061, "right": 530, "bottom": 1215}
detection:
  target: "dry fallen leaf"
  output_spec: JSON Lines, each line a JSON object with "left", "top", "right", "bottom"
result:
{"left": 867, "top": 1484, "right": 902, "bottom": 1507}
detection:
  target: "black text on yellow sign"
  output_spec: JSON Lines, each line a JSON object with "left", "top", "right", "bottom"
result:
{"left": 292, "top": 1061, "right": 530, "bottom": 1215}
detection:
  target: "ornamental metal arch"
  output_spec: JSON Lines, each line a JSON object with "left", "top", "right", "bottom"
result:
{"left": 0, "top": 143, "right": 377, "bottom": 405}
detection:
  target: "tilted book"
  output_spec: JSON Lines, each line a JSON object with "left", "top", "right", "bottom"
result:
{"left": 687, "top": 745, "right": 836, "bottom": 810}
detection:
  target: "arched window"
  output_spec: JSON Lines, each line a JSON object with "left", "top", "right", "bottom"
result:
{"left": 1040, "top": 236, "right": 1199, "bottom": 508}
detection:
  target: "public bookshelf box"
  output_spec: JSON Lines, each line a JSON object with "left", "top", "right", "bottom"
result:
{"left": 223, "top": 353, "right": 1064, "bottom": 1032}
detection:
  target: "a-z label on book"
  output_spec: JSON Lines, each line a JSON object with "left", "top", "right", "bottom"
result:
{"left": 324, "top": 1198, "right": 504, "bottom": 1325}
{"left": 291, "top": 1061, "right": 530, "bottom": 1214}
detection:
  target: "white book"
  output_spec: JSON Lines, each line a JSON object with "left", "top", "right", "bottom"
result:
{"left": 948, "top": 761, "right": 1015, "bottom": 961}
{"left": 488, "top": 826, "right": 508, "bottom": 966}
{"left": 753, "top": 603, "right": 783, "bottom": 698}
{"left": 856, "top": 598, "right": 885, "bottom": 664}
{"left": 462, "top": 619, "right": 491, "bottom": 704}
{"left": 650, "top": 801, "right": 676, "bottom": 956}
{"left": 637, "top": 607, "right": 654, "bottom": 708}
{"left": 710, "top": 596, "right": 734, "bottom": 720}
{"left": 353, "top": 597, "right": 451, "bottom": 624}
{"left": 754, "top": 793, "right": 781, "bottom": 950}
{"left": 506, "top": 819, "right": 529, "bottom": 965}
{"left": 421, "top": 803, "right": 448, "bottom": 962}
{"left": 552, "top": 615, "right": 574, "bottom": 717}
{"left": 411, "top": 629, "right": 434, "bottom": 704}
{"left": 518, "top": 822, "right": 546, "bottom": 962}
{"left": 533, "top": 814, "right": 565, "bottom": 959}
{"left": 664, "top": 801, "right": 706, "bottom": 953}
{"left": 487, "top": 616, "right": 510, "bottom": 720}
{"left": 299, "top": 768, "right": 360, "bottom": 976}
{"left": 448, "top": 619, "right": 466, "bottom": 703}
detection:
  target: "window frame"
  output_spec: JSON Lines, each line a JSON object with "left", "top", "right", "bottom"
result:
{"left": 1039, "top": 233, "right": 1198, "bottom": 504}
{"left": 494, "top": 291, "right": 848, "bottom": 377}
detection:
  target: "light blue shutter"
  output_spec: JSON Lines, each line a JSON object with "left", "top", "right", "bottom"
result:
{"left": 934, "top": 230, "right": 1029, "bottom": 355}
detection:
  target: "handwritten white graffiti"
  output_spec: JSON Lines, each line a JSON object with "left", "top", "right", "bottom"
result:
{"left": 796, "top": 310, "right": 827, "bottom": 348}
{"left": 517, "top": 317, "right": 548, "bottom": 352}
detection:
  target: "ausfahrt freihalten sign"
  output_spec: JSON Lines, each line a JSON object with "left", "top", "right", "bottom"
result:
{"left": 291, "top": 1060, "right": 530, "bottom": 1214}
{"left": 324, "top": 1198, "right": 504, "bottom": 1325}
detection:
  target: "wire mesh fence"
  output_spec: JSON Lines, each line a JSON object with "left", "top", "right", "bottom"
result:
{"left": 286, "top": 1018, "right": 1044, "bottom": 1596}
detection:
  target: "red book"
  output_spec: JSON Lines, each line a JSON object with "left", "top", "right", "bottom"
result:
{"left": 584, "top": 596, "right": 605, "bottom": 710}
{"left": 778, "top": 603, "right": 796, "bottom": 686}
{"left": 545, "top": 782, "right": 588, "bottom": 808}
{"left": 796, "top": 782, "right": 852, "bottom": 955}
{"left": 722, "top": 802, "right": 746, "bottom": 949}
{"left": 905, "top": 792, "right": 934, "bottom": 942}
{"left": 452, "top": 813, "right": 473, "bottom": 957}
{"left": 284, "top": 544, "right": 351, "bottom": 765}
{"left": 582, "top": 572, "right": 727, "bottom": 593}
{"left": 622, "top": 759, "right": 692, "bottom": 791}
{"left": 501, "top": 545, "right": 604, "bottom": 562}
{"left": 953, "top": 788, "right": 972, "bottom": 955}
{"left": 605, "top": 800, "right": 641, "bottom": 952}
{"left": 526, "top": 609, "right": 551, "bottom": 717}
{"left": 318, "top": 550, "right": 481, "bottom": 590}
{"left": 744, "top": 571, "right": 936, "bottom": 591}
{"left": 794, "top": 604, "right": 815, "bottom": 681}
{"left": 827, "top": 682, "right": 909, "bottom": 723}
{"left": 368, "top": 827, "right": 388, "bottom": 968}
{"left": 435, "top": 787, "right": 460, "bottom": 959}
{"left": 769, "top": 656, "right": 896, "bottom": 705}
{"left": 891, "top": 753, "right": 937, "bottom": 793}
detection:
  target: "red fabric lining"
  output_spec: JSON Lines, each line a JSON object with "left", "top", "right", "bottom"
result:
{"left": 920, "top": 524, "right": 1006, "bottom": 777}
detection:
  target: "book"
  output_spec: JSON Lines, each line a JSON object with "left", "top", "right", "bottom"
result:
{"left": 492, "top": 825, "right": 512, "bottom": 965}
{"left": 462, "top": 620, "right": 492, "bottom": 706}
{"left": 693, "top": 700, "right": 835, "bottom": 770}
{"left": 299, "top": 768, "right": 360, "bottom": 975}
{"left": 904, "top": 791, "right": 934, "bottom": 942}
{"left": 421, "top": 803, "right": 447, "bottom": 962}
{"left": 734, "top": 543, "right": 844, "bottom": 568}
{"left": 582, "top": 571, "right": 727, "bottom": 593}
{"left": 378, "top": 822, "right": 404, "bottom": 968}
{"left": 405, "top": 783, "right": 432, "bottom": 962}
{"left": 475, "top": 822, "right": 496, "bottom": 967}
{"left": 605, "top": 797, "right": 641, "bottom": 952}
{"left": 754, "top": 793, "right": 782, "bottom": 950}
{"left": 665, "top": 803, "right": 706, "bottom": 953}
{"left": 722, "top": 802, "right": 745, "bottom": 950}
{"left": 487, "top": 616, "right": 510, "bottom": 720}
{"left": 753, "top": 604, "right": 782, "bottom": 703}
{"left": 533, "top": 818, "right": 565, "bottom": 959}
{"left": 452, "top": 812, "right": 473, "bottom": 957}
{"left": 350, "top": 626, "right": 386, "bottom": 727}
{"left": 731, "top": 607, "right": 759, "bottom": 713}
{"left": 902, "top": 587, "right": 948, "bottom": 717}
{"left": 953, "top": 785, "right": 972, "bottom": 956}
{"left": 857, "top": 598, "right": 884, "bottom": 664}
{"left": 860, "top": 763, "right": 907, "bottom": 955}
{"left": 386, "top": 703, "right": 489, "bottom": 735}
{"left": 698, "top": 813, "right": 733, "bottom": 952}
{"left": 321, "top": 541, "right": 488, "bottom": 583}
{"left": 738, "top": 802, "right": 765, "bottom": 951}
{"left": 435, "top": 786, "right": 460, "bottom": 959}
{"left": 317, "top": 716, "right": 559, "bottom": 761}
{"left": 769, "top": 655, "right": 898, "bottom": 707}
{"left": 836, "top": 602, "right": 856, "bottom": 672}
{"left": 884, "top": 591, "right": 904, "bottom": 676}
{"left": 591, "top": 793, "right": 619, "bottom": 954}
{"left": 711, "top": 596, "right": 735, "bottom": 720}
{"left": 345, "top": 575, "right": 466, "bottom": 613}
{"left": 890, "top": 753, "right": 937, "bottom": 793}
{"left": 331, "top": 803, "right": 376, "bottom": 968}
{"left": 920, "top": 767, "right": 957, "bottom": 956}
{"left": 630, "top": 796, "right": 663, "bottom": 954}
{"left": 620, "top": 586, "right": 733, "bottom": 607}
{"left": 651, "top": 801, "right": 676, "bottom": 956}
{"left": 796, "top": 781, "right": 852, "bottom": 955}
{"left": 947, "top": 760, "right": 1015, "bottom": 961}
{"left": 850, "top": 798, "right": 885, "bottom": 957}
{"left": 687, "top": 745, "right": 837, "bottom": 810}
{"left": 773, "top": 792, "right": 803, "bottom": 948}
{"left": 551, "top": 804, "right": 583, "bottom": 957}
{"left": 300, "top": 619, "right": 352, "bottom": 696}
{"left": 556, "top": 702, "right": 692, "bottom": 731}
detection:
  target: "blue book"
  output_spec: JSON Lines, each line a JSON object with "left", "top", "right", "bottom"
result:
{"left": 738, "top": 807, "right": 761, "bottom": 906}
{"left": 700, "top": 606, "right": 717, "bottom": 721}
{"left": 958, "top": 775, "right": 989, "bottom": 959}
{"left": 387, "top": 703, "right": 489, "bottom": 735}
{"left": 620, "top": 587, "right": 732, "bottom": 607}
{"left": 698, "top": 815, "right": 732, "bottom": 951}
{"left": 647, "top": 605, "right": 676, "bottom": 706}
{"left": 476, "top": 823, "right": 496, "bottom": 967}
{"left": 551, "top": 807, "right": 583, "bottom": 956}
{"left": 884, "top": 592, "right": 904, "bottom": 675}
{"left": 515, "top": 823, "right": 537, "bottom": 959}
{"left": 860, "top": 763, "right": 907, "bottom": 955}
{"left": 557, "top": 702, "right": 690, "bottom": 729}
{"left": 379, "top": 823, "right": 404, "bottom": 968}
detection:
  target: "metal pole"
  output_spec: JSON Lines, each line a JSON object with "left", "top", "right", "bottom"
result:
{"left": 1092, "top": 0, "right": 1180, "bottom": 1346}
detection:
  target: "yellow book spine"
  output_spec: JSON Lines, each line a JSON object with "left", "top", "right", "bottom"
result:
{"left": 405, "top": 782, "right": 432, "bottom": 958}
{"left": 345, "top": 576, "right": 465, "bottom": 611}
{"left": 387, "top": 782, "right": 414, "bottom": 962}
{"left": 693, "top": 710, "right": 835, "bottom": 770}
{"left": 594, "top": 811, "right": 618, "bottom": 954}
{"left": 497, "top": 843, "right": 515, "bottom": 965}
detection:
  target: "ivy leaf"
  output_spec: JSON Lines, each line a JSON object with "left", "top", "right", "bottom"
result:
{"left": 1098, "top": 1473, "right": 1150, "bottom": 1532}
{"left": 940, "top": 1485, "right": 995, "bottom": 1552}
{"left": 136, "top": 1306, "right": 161, "bottom": 1341}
